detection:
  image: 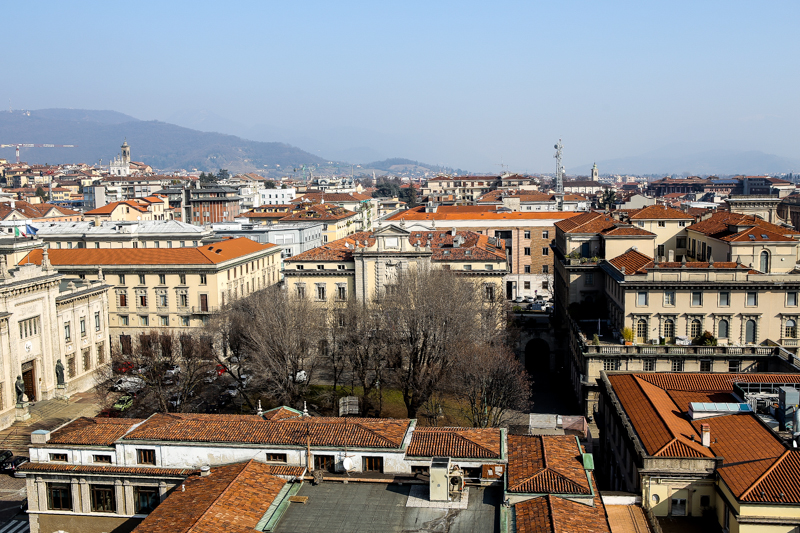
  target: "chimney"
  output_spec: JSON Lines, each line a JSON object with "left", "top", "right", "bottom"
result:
{"left": 668, "top": 249, "right": 674, "bottom": 262}
{"left": 200, "top": 465, "right": 211, "bottom": 477}
{"left": 701, "top": 423, "right": 711, "bottom": 447}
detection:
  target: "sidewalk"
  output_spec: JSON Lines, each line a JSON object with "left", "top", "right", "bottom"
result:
{"left": 0, "top": 392, "right": 103, "bottom": 455}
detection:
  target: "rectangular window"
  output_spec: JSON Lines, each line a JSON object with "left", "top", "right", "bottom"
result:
{"left": 658, "top": 221, "right": 666, "bottom": 227}
{"left": 485, "top": 285, "right": 495, "bottom": 300}
{"left": 524, "top": 281, "right": 531, "bottom": 290}
{"left": 317, "top": 285, "right": 326, "bottom": 301}
{"left": 181, "top": 316, "right": 190, "bottom": 327}
{"left": 139, "top": 274, "right": 146, "bottom": 285}
{"left": 159, "top": 294, "right": 167, "bottom": 307}
{"left": 82, "top": 349, "right": 91, "bottom": 371}
{"left": 790, "top": 292, "right": 799, "bottom": 307}
{"left": 159, "top": 274, "right": 166, "bottom": 284}
{"left": 719, "top": 292, "right": 730, "bottom": 307}
{"left": 180, "top": 294, "right": 188, "bottom": 307}
{"left": 671, "top": 359, "right": 684, "bottom": 372}
{"left": 643, "top": 359, "right": 656, "bottom": 372}
{"left": 664, "top": 291, "right": 676, "bottom": 306}
{"left": 95, "top": 312, "right": 101, "bottom": 331}
{"left": 119, "top": 293, "right": 128, "bottom": 307}
{"left": 137, "top": 449, "right": 156, "bottom": 465}
{"left": 139, "top": 295, "right": 147, "bottom": 307}
{"left": 746, "top": 292, "right": 757, "bottom": 306}
{"left": 64, "top": 322, "right": 71, "bottom": 342}
{"left": 47, "top": 483, "right": 72, "bottom": 511}
{"left": 700, "top": 360, "right": 712, "bottom": 372}
{"left": 134, "top": 487, "right": 159, "bottom": 515}
{"left": 50, "top": 453, "right": 68, "bottom": 462}
{"left": 676, "top": 237, "right": 686, "bottom": 248}
{"left": 119, "top": 274, "right": 125, "bottom": 284}
{"left": 524, "top": 265, "right": 531, "bottom": 274}
{"left": 179, "top": 274, "right": 186, "bottom": 285}
{"left": 585, "top": 273, "right": 594, "bottom": 286}
{"left": 679, "top": 221, "right": 687, "bottom": 227}
{"left": 159, "top": 316, "right": 168, "bottom": 326}
{"left": 637, "top": 292, "right": 648, "bottom": 306}
{"left": 524, "top": 247, "right": 531, "bottom": 256}
{"left": 729, "top": 360, "right": 742, "bottom": 372}
{"left": 80, "top": 318, "right": 86, "bottom": 337}
{"left": 362, "top": 456, "right": 383, "bottom": 473}
{"left": 542, "top": 248, "right": 549, "bottom": 256}
{"left": 542, "top": 265, "right": 549, "bottom": 273}
{"left": 314, "top": 454, "right": 335, "bottom": 472}
{"left": 90, "top": 485, "right": 116, "bottom": 513}
{"left": 603, "top": 359, "right": 620, "bottom": 371}
{"left": 97, "top": 343, "right": 105, "bottom": 365}
{"left": 266, "top": 453, "right": 287, "bottom": 463}
{"left": 691, "top": 292, "right": 702, "bottom": 306}
{"left": 200, "top": 274, "right": 207, "bottom": 285}
{"left": 542, "top": 231, "right": 549, "bottom": 239}
{"left": 140, "top": 316, "right": 149, "bottom": 327}
{"left": 120, "top": 315, "right": 129, "bottom": 326}
{"left": 524, "top": 230, "right": 531, "bottom": 239}
{"left": 657, "top": 244, "right": 665, "bottom": 257}
{"left": 93, "top": 454, "right": 112, "bottom": 464}
{"left": 337, "top": 286, "right": 347, "bottom": 301}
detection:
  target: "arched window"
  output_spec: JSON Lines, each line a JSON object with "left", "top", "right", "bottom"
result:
{"left": 745, "top": 319, "right": 756, "bottom": 343}
{"left": 663, "top": 319, "right": 675, "bottom": 340}
{"left": 636, "top": 319, "right": 648, "bottom": 343}
{"left": 718, "top": 319, "right": 729, "bottom": 339}
{"left": 760, "top": 251, "right": 769, "bottom": 273}
{"left": 786, "top": 320, "right": 797, "bottom": 339}
{"left": 690, "top": 319, "right": 702, "bottom": 339}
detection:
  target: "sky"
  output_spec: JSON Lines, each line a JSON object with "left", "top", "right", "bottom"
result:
{"left": 5, "top": 1, "right": 800, "bottom": 172}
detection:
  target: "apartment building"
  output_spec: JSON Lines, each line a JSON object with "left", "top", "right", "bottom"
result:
{"left": 83, "top": 196, "right": 171, "bottom": 224}
{"left": 278, "top": 204, "right": 359, "bottom": 243}
{"left": 183, "top": 186, "right": 241, "bottom": 225}
{"left": 478, "top": 191, "right": 589, "bottom": 212}
{"left": 598, "top": 371, "right": 800, "bottom": 532}
{"left": 18, "top": 238, "right": 282, "bottom": 345}
{"left": 208, "top": 221, "right": 323, "bottom": 259}
{"left": 0, "top": 200, "right": 81, "bottom": 223}
{"left": 31, "top": 220, "right": 211, "bottom": 250}
{"left": 0, "top": 258, "right": 110, "bottom": 430}
{"left": 284, "top": 224, "right": 507, "bottom": 302}
{"left": 291, "top": 192, "right": 379, "bottom": 232}
{"left": 386, "top": 205, "right": 579, "bottom": 299}
{"left": 423, "top": 175, "right": 501, "bottom": 204}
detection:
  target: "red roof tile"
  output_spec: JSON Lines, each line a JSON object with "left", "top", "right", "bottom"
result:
{"left": 47, "top": 417, "right": 145, "bottom": 446}
{"left": 608, "top": 249, "right": 653, "bottom": 274}
{"left": 514, "top": 488, "right": 611, "bottom": 533}
{"left": 628, "top": 205, "right": 693, "bottom": 220}
{"left": 507, "top": 435, "right": 591, "bottom": 494}
{"left": 406, "top": 427, "right": 501, "bottom": 459}
{"left": 19, "top": 463, "right": 195, "bottom": 477}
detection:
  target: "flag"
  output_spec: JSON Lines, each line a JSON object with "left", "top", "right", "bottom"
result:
{"left": 14, "top": 226, "right": 24, "bottom": 238}
{"left": 25, "top": 224, "right": 37, "bottom": 236}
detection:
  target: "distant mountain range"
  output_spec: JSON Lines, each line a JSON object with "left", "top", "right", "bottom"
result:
{"left": 570, "top": 146, "right": 800, "bottom": 176}
{"left": 0, "top": 109, "right": 326, "bottom": 173}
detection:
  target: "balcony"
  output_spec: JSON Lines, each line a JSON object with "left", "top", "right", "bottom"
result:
{"left": 190, "top": 306, "right": 218, "bottom": 314}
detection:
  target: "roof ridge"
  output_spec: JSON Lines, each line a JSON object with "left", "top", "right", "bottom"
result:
{"left": 547, "top": 495, "right": 556, "bottom": 532}
{"left": 740, "top": 449, "right": 791, "bottom": 500}
{"left": 189, "top": 459, "right": 254, "bottom": 531}
{"left": 450, "top": 430, "right": 498, "bottom": 457}
{"left": 632, "top": 376, "right": 678, "bottom": 444}
{"left": 343, "top": 420, "right": 397, "bottom": 447}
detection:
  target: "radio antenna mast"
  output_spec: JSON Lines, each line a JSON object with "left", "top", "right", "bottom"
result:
{"left": 554, "top": 139, "right": 564, "bottom": 194}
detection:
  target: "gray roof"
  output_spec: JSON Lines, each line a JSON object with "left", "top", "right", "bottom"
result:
{"left": 32, "top": 220, "right": 208, "bottom": 236}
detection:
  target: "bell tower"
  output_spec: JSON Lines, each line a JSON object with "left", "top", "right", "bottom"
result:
{"left": 121, "top": 140, "right": 131, "bottom": 165}
{"left": 591, "top": 162, "right": 599, "bottom": 181}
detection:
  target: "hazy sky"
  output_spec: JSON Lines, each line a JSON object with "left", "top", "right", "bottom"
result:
{"left": 6, "top": 1, "right": 800, "bottom": 172}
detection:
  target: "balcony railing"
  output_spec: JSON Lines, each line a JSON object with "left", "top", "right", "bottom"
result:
{"left": 190, "top": 306, "right": 217, "bottom": 314}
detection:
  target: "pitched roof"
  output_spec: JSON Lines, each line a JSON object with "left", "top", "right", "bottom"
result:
{"left": 85, "top": 199, "right": 151, "bottom": 215}
{"left": 406, "top": 427, "right": 501, "bottom": 459}
{"left": 687, "top": 211, "right": 800, "bottom": 240}
{"left": 627, "top": 205, "right": 693, "bottom": 220}
{"left": 131, "top": 460, "right": 287, "bottom": 533}
{"left": 607, "top": 249, "right": 753, "bottom": 275}
{"left": 554, "top": 211, "right": 616, "bottom": 234}
{"left": 607, "top": 372, "right": 800, "bottom": 503}
{"left": 608, "top": 249, "right": 653, "bottom": 274}
{"left": 19, "top": 463, "right": 195, "bottom": 477}
{"left": 600, "top": 226, "right": 656, "bottom": 237}
{"left": 507, "top": 435, "right": 591, "bottom": 494}
{"left": 123, "top": 413, "right": 411, "bottom": 449}
{"left": 47, "top": 417, "right": 144, "bottom": 446}
{"left": 279, "top": 204, "right": 356, "bottom": 221}
{"left": 0, "top": 200, "right": 79, "bottom": 220}
{"left": 514, "top": 491, "right": 611, "bottom": 533}
{"left": 19, "top": 238, "right": 275, "bottom": 267}
{"left": 285, "top": 229, "right": 506, "bottom": 263}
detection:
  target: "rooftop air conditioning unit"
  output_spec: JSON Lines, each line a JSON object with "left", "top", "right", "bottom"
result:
{"left": 429, "top": 457, "right": 465, "bottom": 502}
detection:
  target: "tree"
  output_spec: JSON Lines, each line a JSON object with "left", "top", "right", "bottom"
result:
{"left": 217, "top": 169, "right": 230, "bottom": 181}
{"left": 199, "top": 172, "right": 216, "bottom": 183}
{"left": 599, "top": 189, "right": 617, "bottom": 210}
{"left": 379, "top": 267, "right": 509, "bottom": 418}
{"left": 449, "top": 343, "right": 530, "bottom": 428}
{"left": 35, "top": 186, "right": 49, "bottom": 202}
{"left": 222, "top": 286, "right": 325, "bottom": 408}
{"left": 263, "top": 180, "right": 277, "bottom": 189}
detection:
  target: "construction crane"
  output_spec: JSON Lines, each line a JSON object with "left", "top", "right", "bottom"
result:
{"left": 0, "top": 144, "right": 76, "bottom": 164}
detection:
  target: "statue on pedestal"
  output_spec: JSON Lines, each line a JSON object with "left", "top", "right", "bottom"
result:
{"left": 15, "top": 376, "right": 24, "bottom": 404}
{"left": 55, "top": 359, "right": 65, "bottom": 387}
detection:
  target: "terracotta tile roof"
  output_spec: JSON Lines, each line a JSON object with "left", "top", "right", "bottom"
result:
{"left": 600, "top": 226, "right": 656, "bottom": 237}
{"left": 719, "top": 226, "right": 794, "bottom": 242}
{"left": 47, "top": 417, "right": 145, "bottom": 446}
{"left": 262, "top": 406, "right": 303, "bottom": 421}
{"left": 0, "top": 200, "right": 79, "bottom": 219}
{"left": 85, "top": 199, "right": 150, "bottom": 215}
{"left": 124, "top": 413, "right": 411, "bottom": 449}
{"left": 608, "top": 249, "right": 653, "bottom": 274}
{"left": 406, "top": 427, "right": 501, "bottom": 459}
{"left": 132, "top": 460, "right": 287, "bottom": 533}
{"left": 19, "top": 463, "right": 195, "bottom": 477}
{"left": 514, "top": 488, "right": 611, "bottom": 533}
{"left": 687, "top": 211, "right": 800, "bottom": 239}
{"left": 279, "top": 204, "right": 356, "bottom": 222}
{"left": 285, "top": 230, "right": 506, "bottom": 263}
{"left": 387, "top": 205, "right": 580, "bottom": 221}
{"left": 19, "top": 237, "right": 275, "bottom": 267}
{"left": 607, "top": 372, "right": 800, "bottom": 503}
{"left": 628, "top": 205, "right": 693, "bottom": 220}
{"left": 554, "top": 211, "right": 616, "bottom": 233}
{"left": 507, "top": 435, "right": 591, "bottom": 494}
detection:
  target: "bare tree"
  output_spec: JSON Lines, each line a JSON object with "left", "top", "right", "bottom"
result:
{"left": 380, "top": 267, "right": 509, "bottom": 418}
{"left": 223, "top": 285, "right": 325, "bottom": 408}
{"left": 449, "top": 343, "right": 531, "bottom": 428}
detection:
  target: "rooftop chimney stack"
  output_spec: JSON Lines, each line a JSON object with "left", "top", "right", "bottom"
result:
{"left": 701, "top": 423, "right": 711, "bottom": 447}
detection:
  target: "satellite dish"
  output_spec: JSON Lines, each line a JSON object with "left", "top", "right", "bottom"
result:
{"left": 342, "top": 457, "right": 354, "bottom": 471}
{"left": 554, "top": 144, "right": 558, "bottom": 149}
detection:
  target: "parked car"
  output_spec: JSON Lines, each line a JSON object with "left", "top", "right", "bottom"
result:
{"left": 0, "top": 451, "right": 12, "bottom": 468}
{"left": 514, "top": 296, "right": 525, "bottom": 303}
{"left": 525, "top": 296, "right": 536, "bottom": 303}
{"left": 6, "top": 457, "right": 28, "bottom": 476}
{"left": 164, "top": 364, "right": 181, "bottom": 378}
{"left": 111, "top": 377, "right": 145, "bottom": 394}
{"left": 113, "top": 395, "right": 134, "bottom": 412}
